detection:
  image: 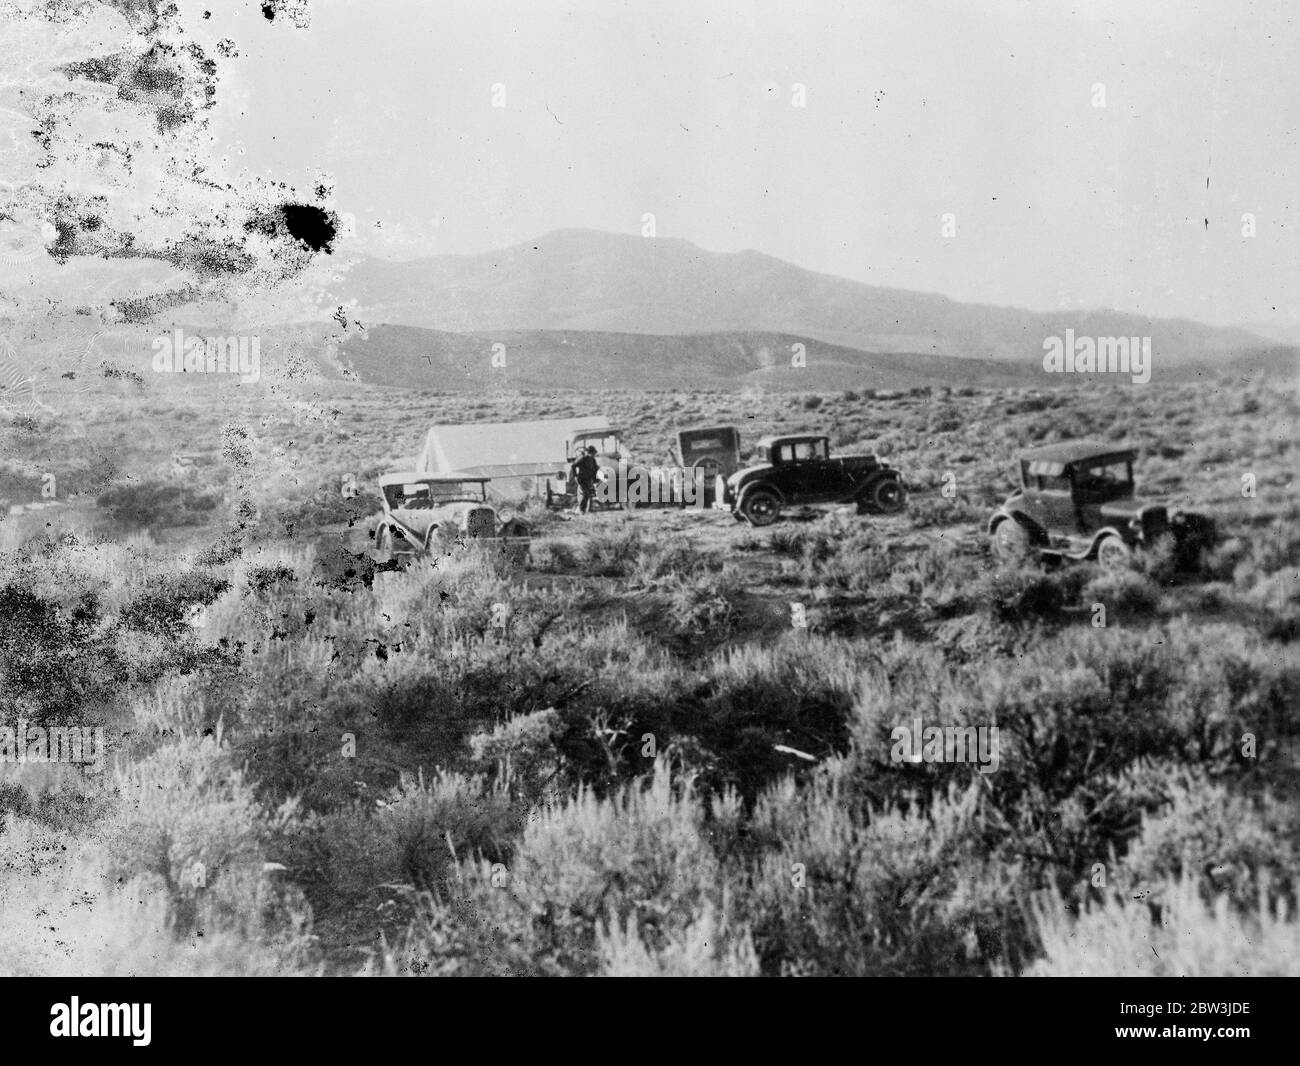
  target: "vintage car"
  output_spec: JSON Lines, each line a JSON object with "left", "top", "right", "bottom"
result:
{"left": 547, "top": 423, "right": 629, "bottom": 510}
{"left": 672, "top": 425, "right": 743, "bottom": 480}
{"left": 987, "top": 441, "right": 1215, "bottom": 569}
{"left": 371, "top": 472, "right": 530, "bottom": 562}
{"left": 715, "top": 434, "right": 907, "bottom": 526}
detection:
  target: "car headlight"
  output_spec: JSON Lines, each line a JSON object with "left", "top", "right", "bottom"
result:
{"left": 498, "top": 508, "right": 514, "bottom": 524}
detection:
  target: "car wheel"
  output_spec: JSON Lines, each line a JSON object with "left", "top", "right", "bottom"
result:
{"left": 741, "top": 489, "right": 781, "bottom": 526}
{"left": 992, "top": 518, "right": 1030, "bottom": 559}
{"left": 1096, "top": 534, "right": 1132, "bottom": 571}
{"left": 870, "top": 477, "right": 906, "bottom": 514}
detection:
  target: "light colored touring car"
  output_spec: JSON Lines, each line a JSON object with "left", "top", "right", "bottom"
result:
{"left": 371, "top": 472, "right": 530, "bottom": 562}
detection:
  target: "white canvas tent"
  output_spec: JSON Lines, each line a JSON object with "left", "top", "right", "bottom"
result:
{"left": 417, "top": 416, "right": 615, "bottom": 481}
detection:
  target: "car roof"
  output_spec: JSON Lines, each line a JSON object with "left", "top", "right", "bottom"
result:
{"left": 1016, "top": 440, "right": 1136, "bottom": 465}
{"left": 378, "top": 471, "right": 491, "bottom": 486}
{"left": 754, "top": 433, "right": 828, "bottom": 448}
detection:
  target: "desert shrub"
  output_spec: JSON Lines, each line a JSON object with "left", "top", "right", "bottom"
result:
{"left": 597, "top": 903, "right": 759, "bottom": 976}
{"left": 96, "top": 479, "right": 220, "bottom": 531}
{"left": 0, "top": 822, "right": 313, "bottom": 976}
{"left": 979, "top": 623, "right": 1299, "bottom": 834}
{"left": 368, "top": 763, "right": 732, "bottom": 976}
{"left": 527, "top": 538, "right": 577, "bottom": 573}
{"left": 974, "top": 566, "right": 1066, "bottom": 623}
{"left": 373, "top": 771, "right": 519, "bottom": 893}
{"left": 469, "top": 707, "right": 567, "bottom": 805}
{"left": 791, "top": 520, "right": 894, "bottom": 592}
{"left": 1246, "top": 569, "right": 1300, "bottom": 641}
{"left": 578, "top": 526, "right": 641, "bottom": 577}
{"left": 1201, "top": 535, "right": 1249, "bottom": 583}
{"left": 193, "top": 528, "right": 244, "bottom": 566}
{"left": 0, "top": 581, "right": 119, "bottom": 726}
{"left": 681, "top": 637, "right": 865, "bottom": 798}
{"left": 0, "top": 465, "right": 41, "bottom": 501}
{"left": 843, "top": 622, "right": 1300, "bottom": 914}
{"left": 799, "top": 520, "right": 863, "bottom": 567}
{"left": 1028, "top": 875, "right": 1300, "bottom": 976}
{"left": 1132, "top": 533, "right": 1180, "bottom": 585}
{"left": 630, "top": 533, "right": 710, "bottom": 584}
{"left": 1083, "top": 569, "right": 1162, "bottom": 617}
{"left": 1117, "top": 771, "right": 1298, "bottom": 911}
{"left": 1228, "top": 519, "right": 1300, "bottom": 584}
{"left": 887, "top": 538, "right": 982, "bottom": 605}
{"left": 768, "top": 527, "right": 808, "bottom": 556}
{"left": 664, "top": 572, "right": 738, "bottom": 639}
{"left": 119, "top": 570, "right": 230, "bottom": 635}
{"left": 0, "top": 780, "right": 34, "bottom": 822}
{"left": 905, "top": 494, "right": 985, "bottom": 529}
{"left": 246, "top": 563, "right": 297, "bottom": 594}
{"left": 477, "top": 763, "right": 725, "bottom": 975}
{"left": 103, "top": 733, "right": 302, "bottom": 941}
{"left": 268, "top": 478, "right": 372, "bottom": 536}
{"left": 743, "top": 773, "right": 1030, "bottom": 975}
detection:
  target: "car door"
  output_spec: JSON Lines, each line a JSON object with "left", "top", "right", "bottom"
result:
{"left": 1072, "top": 458, "right": 1133, "bottom": 533}
{"left": 767, "top": 443, "right": 802, "bottom": 502}
{"left": 777, "top": 440, "right": 829, "bottom": 503}
{"left": 1034, "top": 476, "right": 1080, "bottom": 537}
{"left": 807, "top": 440, "right": 854, "bottom": 501}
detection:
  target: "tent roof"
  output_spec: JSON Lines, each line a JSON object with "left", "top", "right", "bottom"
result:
{"left": 419, "top": 417, "right": 616, "bottom": 476}
{"left": 1018, "top": 440, "right": 1135, "bottom": 465}
{"left": 378, "top": 470, "right": 491, "bottom": 486}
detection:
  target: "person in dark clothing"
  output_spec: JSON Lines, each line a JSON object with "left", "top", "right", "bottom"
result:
{"left": 571, "top": 445, "right": 600, "bottom": 514}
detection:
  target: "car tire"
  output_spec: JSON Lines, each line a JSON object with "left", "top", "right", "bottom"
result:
{"left": 1096, "top": 534, "right": 1132, "bottom": 571}
{"left": 992, "top": 517, "right": 1030, "bottom": 559}
{"left": 869, "top": 477, "right": 906, "bottom": 514}
{"left": 740, "top": 488, "right": 781, "bottom": 526}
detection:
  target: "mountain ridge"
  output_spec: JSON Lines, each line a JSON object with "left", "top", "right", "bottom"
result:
{"left": 339, "top": 228, "right": 1270, "bottom": 367}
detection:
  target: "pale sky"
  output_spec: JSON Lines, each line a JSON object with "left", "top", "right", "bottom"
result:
{"left": 195, "top": 0, "right": 1298, "bottom": 331}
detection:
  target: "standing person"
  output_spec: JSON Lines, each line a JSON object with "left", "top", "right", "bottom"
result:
{"left": 572, "top": 445, "right": 600, "bottom": 515}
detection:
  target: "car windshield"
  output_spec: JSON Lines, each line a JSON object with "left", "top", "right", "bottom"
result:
{"left": 387, "top": 482, "right": 485, "bottom": 508}
{"left": 779, "top": 439, "right": 828, "bottom": 461}
{"left": 574, "top": 433, "right": 621, "bottom": 457}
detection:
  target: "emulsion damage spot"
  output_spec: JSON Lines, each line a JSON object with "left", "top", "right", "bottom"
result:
{"left": 245, "top": 203, "right": 338, "bottom": 254}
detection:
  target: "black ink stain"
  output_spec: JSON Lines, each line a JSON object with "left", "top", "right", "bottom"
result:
{"left": 280, "top": 204, "right": 337, "bottom": 252}
{"left": 245, "top": 203, "right": 338, "bottom": 254}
